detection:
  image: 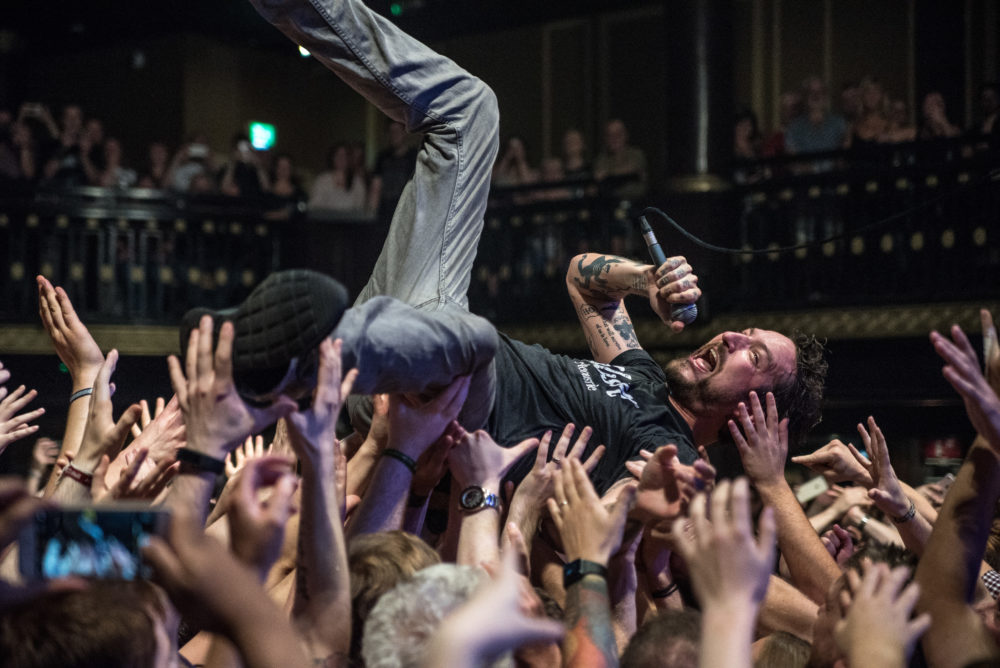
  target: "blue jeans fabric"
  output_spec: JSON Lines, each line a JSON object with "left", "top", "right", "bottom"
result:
{"left": 249, "top": 0, "right": 500, "bottom": 427}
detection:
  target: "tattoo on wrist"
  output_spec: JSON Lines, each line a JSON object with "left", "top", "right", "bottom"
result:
{"left": 573, "top": 255, "right": 624, "bottom": 293}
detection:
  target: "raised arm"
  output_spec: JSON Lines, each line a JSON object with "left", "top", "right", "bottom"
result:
{"left": 565, "top": 253, "right": 700, "bottom": 364}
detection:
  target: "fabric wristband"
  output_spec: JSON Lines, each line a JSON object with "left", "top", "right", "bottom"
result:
{"left": 176, "top": 448, "right": 226, "bottom": 475}
{"left": 61, "top": 462, "right": 94, "bottom": 487}
{"left": 70, "top": 387, "right": 93, "bottom": 403}
{"left": 892, "top": 500, "right": 917, "bottom": 524}
{"left": 381, "top": 449, "right": 417, "bottom": 474}
{"left": 651, "top": 582, "right": 680, "bottom": 599}
{"left": 563, "top": 559, "right": 608, "bottom": 589}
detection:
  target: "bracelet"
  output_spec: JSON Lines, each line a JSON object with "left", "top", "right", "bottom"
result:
{"left": 175, "top": 448, "right": 226, "bottom": 475}
{"left": 69, "top": 387, "right": 93, "bottom": 403}
{"left": 857, "top": 514, "right": 870, "bottom": 530}
{"left": 381, "top": 449, "right": 417, "bottom": 474}
{"left": 61, "top": 462, "right": 94, "bottom": 487}
{"left": 563, "top": 559, "right": 607, "bottom": 589}
{"left": 651, "top": 582, "right": 680, "bottom": 599}
{"left": 892, "top": 500, "right": 917, "bottom": 524}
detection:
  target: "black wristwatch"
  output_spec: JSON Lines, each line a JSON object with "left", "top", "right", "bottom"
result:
{"left": 458, "top": 486, "right": 500, "bottom": 513}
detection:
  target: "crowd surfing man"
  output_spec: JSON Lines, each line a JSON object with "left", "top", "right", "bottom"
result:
{"left": 186, "top": 0, "right": 827, "bottom": 497}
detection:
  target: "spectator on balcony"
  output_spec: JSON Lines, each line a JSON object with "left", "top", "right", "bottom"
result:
{"left": 369, "top": 120, "right": 418, "bottom": 219}
{"left": 95, "top": 138, "right": 137, "bottom": 189}
{"left": 308, "top": 143, "right": 367, "bottom": 215}
{"left": 137, "top": 141, "right": 171, "bottom": 189}
{"left": 0, "top": 112, "right": 38, "bottom": 183}
{"left": 593, "top": 118, "right": 647, "bottom": 199}
{"left": 492, "top": 136, "right": 538, "bottom": 205}
{"left": 41, "top": 104, "right": 87, "bottom": 187}
{"left": 919, "top": 91, "right": 961, "bottom": 139}
{"left": 535, "top": 156, "right": 572, "bottom": 201}
{"left": 839, "top": 81, "right": 863, "bottom": 126}
{"left": 167, "top": 135, "right": 215, "bottom": 192}
{"left": 264, "top": 153, "right": 306, "bottom": 220}
{"left": 844, "top": 76, "right": 889, "bottom": 160}
{"left": 762, "top": 90, "right": 802, "bottom": 158}
{"left": 733, "top": 108, "right": 765, "bottom": 184}
{"left": 973, "top": 82, "right": 998, "bottom": 141}
{"left": 880, "top": 98, "right": 917, "bottom": 144}
{"left": 561, "top": 128, "right": 591, "bottom": 181}
{"left": 220, "top": 135, "right": 270, "bottom": 199}
{"left": 785, "top": 76, "right": 847, "bottom": 156}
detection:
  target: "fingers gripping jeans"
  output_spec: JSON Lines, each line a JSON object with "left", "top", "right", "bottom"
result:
{"left": 249, "top": 0, "right": 500, "bottom": 427}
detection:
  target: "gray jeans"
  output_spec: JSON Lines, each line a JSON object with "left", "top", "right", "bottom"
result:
{"left": 250, "top": 0, "right": 500, "bottom": 428}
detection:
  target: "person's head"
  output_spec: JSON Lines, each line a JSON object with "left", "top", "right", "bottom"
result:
{"left": 273, "top": 153, "right": 294, "bottom": 181}
{"left": 84, "top": 118, "right": 105, "bottom": 145}
{"left": 603, "top": 119, "right": 628, "bottom": 153}
{"left": 104, "top": 137, "right": 122, "bottom": 164}
{"left": 148, "top": 142, "right": 169, "bottom": 166}
{"left": 540, "top": 156, "right": 564, "bottom": 182}
{"left": 0, "top": 580, "right": 178, "bottom": 668}
{"left": 801, "top": 76, "right": 830, "bottom": 114}
{"left": 61, "top": 104, "right": 83, "bottom": 136}
{"left": 889, "top": 98, "right": 910, "bottom": 127}
{"left": 859, "top": 76, "right": 886, "bottom": 115}
{"left": 664, "top": 330, "right": 827, "bottom": 449}
{"left": 839, "top": 82, "right": 862, "bottom": 121}
{"left": 922, "top": 91, "right": 948, "bottom": 120}
{"left": 562, "top": 129, "right": 586, "bottom": 159}
{"left": 327, "top": 143, "right": 350, "bottom": 171}
{"left": 502, "top": 136, "right": 527, "bottom": 162}
{"left": 349, "top": 531, "right": 441, "bottom": 665}
{"left": 755, "top": 631, "right": 811, "bottom": 668}
{"left": 779, "top": 91, "right": 803, "bottom": 125}
{"left": 362, "top": 563, "right": 489, "bottom": 668}
{"left": 620, "top": 609, "right": 700, "bottom": 668}
{"left": 981, "top": 82, "right": 999, "bottom": 117}
{"left": 734, "top": 109, "right": 760, "bottom": 144}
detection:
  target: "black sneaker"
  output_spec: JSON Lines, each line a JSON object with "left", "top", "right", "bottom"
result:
{"left": 180, "top": 269, "right": 349, "bottom": 404}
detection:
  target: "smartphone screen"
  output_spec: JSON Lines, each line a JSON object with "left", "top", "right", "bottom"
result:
{"left": 19, "top": 506, "right": 169, "bottom": 582}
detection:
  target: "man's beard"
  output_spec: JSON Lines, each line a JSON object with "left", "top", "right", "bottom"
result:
{"left": 663, "top": 358, "right": 745, "bottom": 416}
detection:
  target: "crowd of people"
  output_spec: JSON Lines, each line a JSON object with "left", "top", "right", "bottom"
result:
{"left": 734, "top": 75, "right": 999, "bottom": 180}
{"left": 2, "top": 1, "right": 1000, "bottom": 667}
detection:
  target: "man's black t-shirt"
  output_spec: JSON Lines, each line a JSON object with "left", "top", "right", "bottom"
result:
{"left": 487, "top": 334, "right": 697, "bottom": 494}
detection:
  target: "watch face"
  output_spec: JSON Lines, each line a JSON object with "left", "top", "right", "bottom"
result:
{"left": 459, "top": 487, "right": 485, "bottom": 509}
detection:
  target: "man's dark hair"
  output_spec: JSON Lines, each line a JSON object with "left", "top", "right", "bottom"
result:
{"left": 770, "top": 331, "right": 828, "bottom": 453}
{"left": 621, "top": 609, "right": 700, "bottom": 668}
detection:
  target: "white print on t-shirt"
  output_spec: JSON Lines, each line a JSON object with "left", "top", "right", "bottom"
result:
{"left": 576, "top": 360, "right": 639, "bottom": 409}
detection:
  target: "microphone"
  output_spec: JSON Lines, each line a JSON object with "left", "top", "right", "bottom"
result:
{"left": 639, "top": 216, "right": 698, "bottom": 325}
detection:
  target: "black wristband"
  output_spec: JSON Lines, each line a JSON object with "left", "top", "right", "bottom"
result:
{"left": 892, "top": 500, "right": 917, "bottom": 524}
{"left": 382, "top": 449, "right": 417, "bottom": 474}
{"left": 176, "top": 448, "right": 226, "bottom": 475}
{"left": 651, "top": 582, "right": 679, "bottom": 599}
{"left": 563, "top": 559, "right": 608, "bottom": 589}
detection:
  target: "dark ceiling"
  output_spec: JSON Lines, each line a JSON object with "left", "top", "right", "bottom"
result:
{"left": 1, "top": 0, "right": 658, "bottom": 54}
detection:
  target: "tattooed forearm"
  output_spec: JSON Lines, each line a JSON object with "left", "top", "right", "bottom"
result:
{"left": 612, "top": 313, "right": 640, "bottom": 349}
{"left": 578, "top": 304, "right": 600, "bottom": 320}
{"left": 629, "top": 273, "right": 647, "bottom": 295}
{"left": 573, "top": 255, "right": 624, "bottom": 292}
{"left": 564, "top": 576, "right": 618, "bottom": 668}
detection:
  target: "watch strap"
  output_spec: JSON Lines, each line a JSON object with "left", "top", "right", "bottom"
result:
{"left": 176, "top": 448, "right": 226, "bottom": 475}
{"left": 564, "top": 559, "right": 608, "bottom": 589}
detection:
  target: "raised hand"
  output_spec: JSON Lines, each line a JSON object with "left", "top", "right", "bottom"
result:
{"left": 547, "top": 458, "right": 637, "bottom": 566}
{"left": 854, "top": 417, "right": 909, "bottom": 518}
{"left": 981, "top": 309, "right": 999, "bottom": 396}
{"left": 37, "top": 276, "right": 104, "bottom": 385}
{"left": 646, "top": 256, "right": 701, "bottom": 332}
{"left": 820, "top": 525, "right": 855, "bottom": 567}
{"left": 226, "top": 435, "right": 267, "bottom": 478}
{"left": 835, "top": 563, "right": 930, "bottom": 666}
{"left": 92, "top": 446, "right": 179, "bottom": 503}
{"left": 448, "top": 428, "right": 539, "bottom": 491}
{"left": 168, "top": 315, "right": 296, "bottom": 458}
{"left": 386, "top": 375, "right": 471, "bottom": 461}
{"left": 674, "top": 478, "right": 775, "bottom": 607}
{"left": 0, "top": 385, "right": 45, "bottom": 456}
{"left": 227, "top": 455, "right": 298, "bottom": 579}
{"left": 931, "top": 325, "right": 1000, "bottom": 448}
{"left": 508, "top": 423, "right": 605, "bottom": 513}
{"left": 73, "top": 350, "right": 141, "bottom": 474}
{"left": 287, "top": 338, "right": 358, "bottom": 463}
{"left": 629, "top": 444, "right": 684, "bottom": 523}
{"left": 791, "top": 438, "right": 875, "bottom": 487}
{"left": 730, "top": 391, "right": 788, "bottom": 489}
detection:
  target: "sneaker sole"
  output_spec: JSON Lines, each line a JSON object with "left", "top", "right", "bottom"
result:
{"left": 180, "top": 269, "right": 348, "bottom": 401}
